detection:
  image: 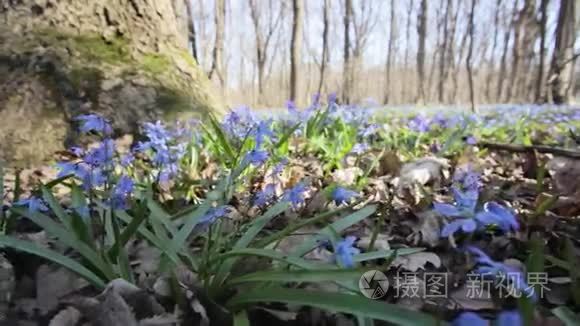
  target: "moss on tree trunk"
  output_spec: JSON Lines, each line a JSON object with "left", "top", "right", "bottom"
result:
{"left": 0, "top": 0, "right": 223, "bottom": 167}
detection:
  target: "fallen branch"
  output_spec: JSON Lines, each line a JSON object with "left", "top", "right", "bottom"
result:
{"left": 477, "top": 142, "right": 580, "bottom": 159}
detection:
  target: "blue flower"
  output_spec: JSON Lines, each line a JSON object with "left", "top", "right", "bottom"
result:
{"left": 244, "top": 149, "right": 269, "bottom": 167}
{"left": 453, "top": 165, "right": 481, "bottom": 191}
{"left": 327, "top": 92, "right": 337, "bottom": 104}
{"left": 467, "top": 246, "right": 536, "bottom": 301}
{"left": 254, "top": 184, "right": 276, "bottom": 207}
{"left": 83, "top": 139, "right": 115, "bottom": 167}
{"left": 14, "top": 196, "right": 48, "bottom": 214}
{"left": 475, "top": 202, "right": 519, "bottom": 232}
{"left": 283, "top": 183, "right": 307, "bottom": 208}
{"left": 497, "top": 310, "right": 522, "bottom": 326}
{"left": 110, "top": 175, "right": 134, "bottom": 210}
{"left": 334, "top": 236, "right": 360, "bottom": 268}
{"left": 433, "top": 187, "right": 479, "bottom": 218}
{"left": 452, "top": 312, "right": 486, "bottom": 326}
{"left": 330, "top": 187, "right": 359, "bottom": 205}
{"left": 452, "top": 310, "right": 522, "bottom": 326}
{"left": 120, "top": 153, "right": 134, "bottom": 167}
{"left": 199, "top": 206, "right": 229, "bottom": 227}
{"left": 253, "top": 120, "right": 275, "bottom": 147}
{"left": 408, "top": 115, "right": 431, "bottom": 132}
{"left": 466, "top": 136, "right": 477, "bottom": 145}
{"left": 76, "top": 114, "right": 112, "bottom": 135}
{"left": 441, "top": 218, "right": 477, "bottom": 237}
{"left": 350, "top": 143, "right": 369, "bottom": 155}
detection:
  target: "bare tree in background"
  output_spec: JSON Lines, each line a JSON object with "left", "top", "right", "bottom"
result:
{"left": 342, "top": 0, "right": 353, "bottom": 103}
{"left": 249, "top": 0, "right": 284, "bottom": 102}
{"left": 208, "top": 0, "right": 226, "bottom": 88}
{"left": 496, "top": 1, "right": 517, "bottom": 101}
{"left": 437, "top": 0, "right": 451, "bottom": 103}
{"left": 416, "top": 0, "right": 427, "bottom": 104}
{"left": 401, "top": 0, "right": 414, "bottom": 102}
{"left": 290, "top": 0, "right": 304, "bottom": 103}
{"left": 535, "top": 0, "right": 549, "bottom": 102}
{"left": 384, "top": 0, "right": 397, "bottom": 104}
{"left": 466, "top": 0, "right": 476, "bottom": 112}
{"left": 484, "top": 0, "right": 501, "bottom": 102}
{"left": 351, "top": 1, "right": 378, "bottom": 103}
{"left": 317, "top": 0, "right": 330, "bottom": 96}
{"left": 548, "top": 0, "right": 577, "bottom": 104}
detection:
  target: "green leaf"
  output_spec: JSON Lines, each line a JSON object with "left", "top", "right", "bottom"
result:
{"left": 228, "top": 268, "right": 370, "bottom": 285}
{"left": 227, "top": 288, "right": 441, "bottom": 325}
{"left": 11, "top": 207, "right": 115, "bottom": 280}
{"left": 207, "top": 114, "right": 236, "bottom": 164}
{"left": 213, "top": 248, "right": 333, "bottom": 270}
{"left": 235, "top": 201, "right": 290, "bottom": 249}
{"left": 233, "top": 310, "right": 250, "bottom": 326}
{"left": 291, "top": 205, "right": 377, "bottom": 256}
{"left": 353, "top": 248, "right": 425, "bottom": 263}
{"left": 0, "top": 236, "right": 105, "bottom": 288}
{"left": 41, "top": 186, "right": 72, "bottom": 229}
{"left": 552, "top": 307, "right": 580, "bottom": 326}
{"left": 255, "top": 206, "right": 348, "bottom": 248}
{"left": 211, "top": 202, "right": 290, "bottom": 291}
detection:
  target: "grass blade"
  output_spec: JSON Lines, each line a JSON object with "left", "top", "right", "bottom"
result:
{"left": 227, "top": 288, "right": 441, "bottom": 325}
{"left": 291, "top": 205, "right": 377, "bottom": 256}
{"left": 0, "top": 236, "right": 105, "bottom": 288}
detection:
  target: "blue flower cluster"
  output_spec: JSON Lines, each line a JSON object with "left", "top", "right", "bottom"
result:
{"left": 135, "top": 120, "right": 188, "bottom": 184}
{"left": 56, "top": 114, "right": 134, "bottom": 211}
{"left": 434, "top": 187, "right": 518, "bottom": 238}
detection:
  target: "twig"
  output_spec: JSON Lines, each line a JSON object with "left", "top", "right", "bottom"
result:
{"left": 478, "top": 142, "right": 580, "bottom": 159}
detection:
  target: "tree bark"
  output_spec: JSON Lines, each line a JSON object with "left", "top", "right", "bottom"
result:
{"left": 402, "top": 0, "right": 414, "bottom": 103}
{"left": 208, "top": 0, "right": 226, "bottom": 88}
{"left": 416, "top": 0, "right": 427, "bottom": 104}
{"left": 342, "top": 0, "right": 353, "bottom": 104}
{"left": 497, "top": 1, "right": 518, "bottom": 102}
{"left": 535, "top": 0, "right": 549, "bottom": 102}
{"left": 466, "top": 0, "right": 476, "bottom": 113}
{"left": 484, "top": 0, "right": 501, "bottom": 103}
{"left": 384, "top": 0, "right": 396, "bottom": 104}
{"left": 317, "top": 0, "right": 330, "bottom": 97}
{"left": 437, "top": 0, "right": 451, "bottom": 103}
{"left": 290, "top": 0, "right": 304, "bottom": 103}
{"left": 548, "top": 0, "right": 577, "bottom": 104}
{"left": 0, "top": 0, "right": 221, "bottom": 167}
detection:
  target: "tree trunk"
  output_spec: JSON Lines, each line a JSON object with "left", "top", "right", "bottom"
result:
{"left": 466, "top": 0, "right": 476, "bottom": 113}
{"left": 342, "top": 0, "right": 353, "bottom": 104}
{"left": 535, "top": 0, "right": 549, "bottom": 102}
{"left": 383, "top": 0, "right": 396, "bottom": 104}
{"left": 317, "top": 0, "right": 330, "bottom": 97}
{"left": 0, "top": 0, "right": 221, "bottom": 167}
{"left": 290, "top": 0, "right": 304, "bottom": 103}
{"left": 497, "top": 1, "right": 518, "bottom": 101}
{"left": 437, "top": 0, "right": 451, "bottom": 103}
{"left": 402, "top": 0, "right": 414, "bottom": 103}
{"left": 208, "top": 0, "right": 226, "bottom": 88}
{"left": 549, "top": 0, "right": 576, "bottom": 104}
{"left": 416, "top": 0, "right": 427, "bottom": 104}
{"left": 484, "top": 0, "right": 501, "bottom": 102}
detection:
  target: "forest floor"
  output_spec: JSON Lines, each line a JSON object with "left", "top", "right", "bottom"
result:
{"left": 1, "top": 102, "right": 580, "bottom": 326}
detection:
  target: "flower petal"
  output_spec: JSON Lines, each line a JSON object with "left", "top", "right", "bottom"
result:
{"left": 484, "top": 202, "right": 519, "bottom": 231}
{"left": 441, "top": 219, "right": 464, "bottom": 237}
{"left": 433, "top": 203, "right": 462, "bottom": 217}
